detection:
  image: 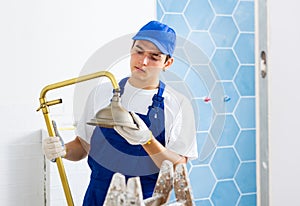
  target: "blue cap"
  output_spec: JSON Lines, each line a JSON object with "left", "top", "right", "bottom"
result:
{"left": 132, "top": 21, "right": 176, "bottom": 57}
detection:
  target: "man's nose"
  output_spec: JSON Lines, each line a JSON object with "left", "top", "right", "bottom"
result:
{"left": 142, "top": 55, "right": 150, "bottom": 65}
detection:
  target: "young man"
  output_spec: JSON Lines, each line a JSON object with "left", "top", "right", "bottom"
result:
{"left": 43, "top": 20, "right": 198, "bottom": 205}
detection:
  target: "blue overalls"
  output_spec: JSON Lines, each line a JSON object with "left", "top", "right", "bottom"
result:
{"left": 83, "top": 77, "right": 166, "bottom": 205}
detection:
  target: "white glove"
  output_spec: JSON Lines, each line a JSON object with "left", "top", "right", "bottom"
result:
{"left": 42, "top": 136, "right": 66, "bottom": 161}
{"left": 114, "top": 112, "right": 152, "bottom": 145}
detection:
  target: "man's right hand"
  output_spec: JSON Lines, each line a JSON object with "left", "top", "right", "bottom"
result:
{"left": 42, "top": 136, "right": 66, "bottom": 161}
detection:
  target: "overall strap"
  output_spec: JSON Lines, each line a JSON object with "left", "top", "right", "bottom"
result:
{"left": 118, "top": 77, "right": 129, "bottom": 96}
{"left": 151, "top": 80, "right": 165, "bottom": 108}
{"left": 147, "top": 80, "right": 166, "bottom": 143}
{"left": 157, "top": 81, "right": 165, "bottom": 96}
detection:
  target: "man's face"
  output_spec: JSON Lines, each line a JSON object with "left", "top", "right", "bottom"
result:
{"left": 129, "top": 40, "right": 172, "bottom": 88}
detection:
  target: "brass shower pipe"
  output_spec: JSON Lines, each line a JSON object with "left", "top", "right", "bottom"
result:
{"left": 37, "top": 71, "right": 120, "bottom": 206}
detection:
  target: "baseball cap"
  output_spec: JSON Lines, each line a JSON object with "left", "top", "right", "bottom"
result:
{"left": 132, "top": 20, "right": 176, "bottom": 57}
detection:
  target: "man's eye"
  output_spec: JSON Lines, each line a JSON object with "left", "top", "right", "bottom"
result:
{"left": 151, "top": 55, "right": 162, "bottom": 61}
{"left": 151, "top": 56, "right": 160, "bottom": 61}
{"left": 133, "top": 49, "right": 143, "bottom": 55}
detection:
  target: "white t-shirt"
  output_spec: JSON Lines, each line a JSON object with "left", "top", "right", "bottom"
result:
{"left": 76, "top": 80, "right": 198, "bottom": 160}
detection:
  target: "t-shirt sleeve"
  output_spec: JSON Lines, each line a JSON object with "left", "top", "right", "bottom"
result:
{"left": 165, "top": 93, "right": 198, "bottom": 160}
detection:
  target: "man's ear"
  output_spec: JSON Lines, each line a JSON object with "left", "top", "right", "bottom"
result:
{"left": 163, "top": 57, "right": 174, "bottom": 72}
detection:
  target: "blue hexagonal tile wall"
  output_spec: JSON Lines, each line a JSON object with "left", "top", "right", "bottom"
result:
{"left": 192, "top": 132, "right": 216, "bottom": 165}
{"left": 184, "top": 39, "right": 211, "bottom": 64}
{"left": 157, "top": 0, "right": 256, "bottom": 204}
{"left": 189, "top": 31, "right": 215, "bottom": 58}
{"left": 195, "top": 199, "right": 213, "bottom": 206}
{"left": 210, "top": 0, "right": 238, "bottom": 14}
{"left": 235, "top": 65, "right": 255, "bottom": 96}
{"left": 211, "top": 148, "right": 240, "bottom": 179}
{"left": 234, "top": 33, "right": 255, "bottom": 64}
{"left": 190, "top": 166, "right": 216, "bottom": 199}
{"left": 193, "top": 65, "right": 216, "bottom": 92}
{"left": 235, "top": 97, "right": 256, "bottom": 128}
{"left": 156, "top": 2, "right": 164, "bottom": 20}
{"left": 159, "top": 0, "right": 188, "bottom": 13}
{"left": 162, "top": 14, "right": 190, "bottom": 38}
{"left": 164, "top": 58, "right": 190, "bottom": 80}
{"left": 217, "top": 115, "right": 240, "bottom": 146}
{"left": 185, "top": 67, "right": 209, "bottom": 98}
{"left": 184, "top": 0, "right": 214, "bottom": 30}
{"left": 238, "top": 194, "right": 257, "bottom": 206}
{"left": 212, "top": 49, "right": 239, "bottom": 80}
{"left": 210, "top": 16, "right": 239, "bottom": 47}
{"left": 211, "top": 181, "right": 240, "bottom": 206}
{"left": 193, "top": 99, "right": 213, "bottom": 131}
{"left": 236, "top": 162, "right": 257, "bottom": 193}
{"left": 235, "top": 130, "right": 256, "bottom": 161}
{"left": 211, "top": 84, "right": 227, "bottom": 114}
{"left": 222, "top": 82, "right": 240, "bottom": 113}
{"left": 210, "top": 114, "right": 226, "bottom": 145}
{"left": 234, "top": 1, "right": 255, "bottom": 32}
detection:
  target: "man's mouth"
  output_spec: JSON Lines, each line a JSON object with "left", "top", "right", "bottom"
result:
{"left": 135, "top": 66, "right": 146, "bottom": 72}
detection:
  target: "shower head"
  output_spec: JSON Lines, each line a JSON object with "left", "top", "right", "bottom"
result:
{"left": 87, "top": 90, "right": 138, "bottom": 129}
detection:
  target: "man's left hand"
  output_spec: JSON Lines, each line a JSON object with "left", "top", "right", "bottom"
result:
{"left": 114, "top": 112, "right": 152, "bottom": 145}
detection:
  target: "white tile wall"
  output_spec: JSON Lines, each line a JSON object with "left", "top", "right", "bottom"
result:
{"left": 0, "top": 131, "right": 45, "bottom": 206}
